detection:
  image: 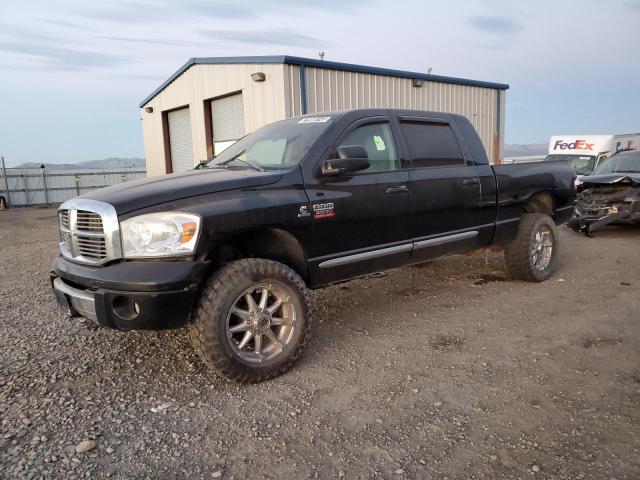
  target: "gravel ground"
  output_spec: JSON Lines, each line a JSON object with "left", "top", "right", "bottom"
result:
{"left": 1, "top": 207, "right": 639, "bottom": 479}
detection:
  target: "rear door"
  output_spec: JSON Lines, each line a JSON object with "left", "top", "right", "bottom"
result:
{"left": 398, "top": 116, "right": 493, "bottom": 261}
{"left": 304, "top": 116, "right": 413, "bottom": 283}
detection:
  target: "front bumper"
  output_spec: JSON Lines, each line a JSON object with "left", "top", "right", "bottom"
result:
{"left": 52, "top": 277, "right": 98, "bottom": 320}
{"left": 568, "top": 204, "right": 640, "bottom": 235}
{"left": 51, "top": 255, "right": 210, "bottom": 330}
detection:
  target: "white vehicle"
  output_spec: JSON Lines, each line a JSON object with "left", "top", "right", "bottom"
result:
{"left": 544, "top": 134, "right": 640, "bottom": 175}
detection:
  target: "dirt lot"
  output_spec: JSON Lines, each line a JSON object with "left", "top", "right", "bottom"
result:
{"left": 1, "top": 207, "right": 639, "bottom": 479}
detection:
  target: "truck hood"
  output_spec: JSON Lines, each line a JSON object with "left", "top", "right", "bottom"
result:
{"left": 580, "top": 173, "right": 640, "bottom": 187}
{"left": 80, "top": 167, "right": 282, "bottom": 214}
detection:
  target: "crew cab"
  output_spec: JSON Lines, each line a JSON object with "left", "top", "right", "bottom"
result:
{"left": 51, "top": 109, "right": 576, "bottom": 383}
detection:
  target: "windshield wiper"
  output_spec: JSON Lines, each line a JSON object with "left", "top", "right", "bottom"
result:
{"left": 215, "top": 149, "right": 263, "bottom": 172}
{"left": 227, "top": 157, "right": 263, "bottom": 172}
{"left": 194, "top": 159, "right": 211, "bottom": 170}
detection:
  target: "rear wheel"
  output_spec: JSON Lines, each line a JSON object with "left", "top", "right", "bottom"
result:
{"left": 190, "top": 259, "right": 312, "bottom": 383}
{"left": 505, "top": 213, "right": 558, "bottom": 282}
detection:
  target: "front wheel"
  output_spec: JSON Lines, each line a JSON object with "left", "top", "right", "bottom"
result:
{"left": 190, "top": 259, "right": 312, "bottom": 383}
{"left": 504, "top": 213, "right": 559, "bottom": 282}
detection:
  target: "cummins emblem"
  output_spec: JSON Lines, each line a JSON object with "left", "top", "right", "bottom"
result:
{"left": 297, "top": 205, "right": 310, "bottom": 218}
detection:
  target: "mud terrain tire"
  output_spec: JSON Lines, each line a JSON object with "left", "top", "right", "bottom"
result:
{"left": 190, "top": 259, "right": 312, "bottom": 383}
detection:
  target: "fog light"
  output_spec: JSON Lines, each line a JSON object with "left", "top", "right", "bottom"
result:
{"left": 113, "top": 296, "right": 140, "bottom": 320}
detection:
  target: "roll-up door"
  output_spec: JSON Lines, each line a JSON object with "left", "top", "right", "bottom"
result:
{"left": 167, "top": 107, "right": 193, "bottom": 173}
{"left": 211, "top": 93, "right": 245, "bottom": 154}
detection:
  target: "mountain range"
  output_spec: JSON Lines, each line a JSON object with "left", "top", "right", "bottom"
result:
{"left": 503, "top": 144, "right": 547, "bottom": 158}
{"left": 13, "top": 158, "right": 145, "bottom": 170}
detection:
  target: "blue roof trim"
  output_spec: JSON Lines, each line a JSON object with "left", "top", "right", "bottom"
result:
{"left": 139, "top": 55, "right": 509, "bottom": 108}
{"left": 281, "top": 56, "right": 510, "bottom": 91}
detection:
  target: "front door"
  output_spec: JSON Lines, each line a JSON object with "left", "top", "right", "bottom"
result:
{"left": 303, "top": 117, "right": 412, "bottom": 284}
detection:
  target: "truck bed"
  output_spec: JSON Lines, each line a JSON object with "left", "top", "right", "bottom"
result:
{"left": 491, "top": 161, "right": 575, "bottom": 243}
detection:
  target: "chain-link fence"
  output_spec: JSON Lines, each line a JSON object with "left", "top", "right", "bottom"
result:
{"left": 0, "top": 161, "right": 146, "bottom": 207}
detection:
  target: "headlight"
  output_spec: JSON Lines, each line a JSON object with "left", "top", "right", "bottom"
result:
{"left": 120, "top": 212, "right": 201, "bottom": 258}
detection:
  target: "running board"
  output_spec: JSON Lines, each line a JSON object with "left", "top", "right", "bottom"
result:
{"left": 318, "top": 230, "right": 479, "bottom": 269}
{"left": 413, "top": 230, "right": 478, "bottom": 250}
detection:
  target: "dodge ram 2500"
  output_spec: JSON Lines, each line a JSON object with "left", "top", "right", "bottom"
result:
{"left": 51, "top": 109, "right": 576, "bottom": 382}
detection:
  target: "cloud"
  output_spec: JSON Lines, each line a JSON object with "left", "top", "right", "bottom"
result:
{"left": 94, "top": 34, "right": 210, "bottom": 48}
{"left": 0, "top": 41, "right": 127, "bottom": 70}
{"left": 473, "top": 42, "right": 508, "bottom": 51}
{"left": 78, "top": 1, "right": 175, "bottom": 23}
{"left": 200, "top": 29, "right": 331, "bottom": 47}
{"left": 36, "top": 18, "right": 98, "bottom": 32}
{"left": 256, "top": 0, "right": 373, "bottom": 13}
{"left": 624, "top": 0, "right": 640, "bottom": 10}
{"left": 468, "top": 15, "right": 522, "bottom": 35}
{"left": 77, "top": 0, "right": 373, "bottom": 24}
{"left": 186, "top": 2, "right": 257, "bottom": 19}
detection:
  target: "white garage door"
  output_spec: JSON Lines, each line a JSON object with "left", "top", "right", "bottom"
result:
{"left": 168, "top": 107, "right": 193, "bottom": 173}
{"left": 211, "top": 93, "right": 245, "bottom": 155}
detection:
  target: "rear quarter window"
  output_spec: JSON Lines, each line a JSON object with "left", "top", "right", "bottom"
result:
{"left": 400, "top": 122, "right": 465, "bottom": 168}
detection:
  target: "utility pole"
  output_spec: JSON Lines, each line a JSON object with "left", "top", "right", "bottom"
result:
{"left": 41, "top": 164, "right": 49, "bottom": 204}
{"left": 1, "top": 156, "right": 11, "bottom": 208}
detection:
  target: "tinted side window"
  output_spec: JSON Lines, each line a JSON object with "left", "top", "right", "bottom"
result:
{"left": 400, "top": 122, "right": 464, "bottom": 168}
{"left": 338, "top": 122, "right": 398, "bottom": 172}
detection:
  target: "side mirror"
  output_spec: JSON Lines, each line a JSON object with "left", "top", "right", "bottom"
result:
{"left": 322, "top": 145, "right": 370, "bottom": 177}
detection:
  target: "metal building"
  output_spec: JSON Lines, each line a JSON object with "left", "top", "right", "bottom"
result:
{"left": 139, "top": 56, "right": 508, "bottom": 176}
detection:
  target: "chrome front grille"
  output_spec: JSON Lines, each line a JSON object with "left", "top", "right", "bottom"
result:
{"left": 76, "top": 210, "right": 104, "bottom": 232}
{"left": 60, "top": 209, "right": 70, "bottom": 229}
{"left": 58, "top": 200, "right": 121, "bottom": 265}
{"left": 76, "top": 234, "right": 108, "bottom": 259}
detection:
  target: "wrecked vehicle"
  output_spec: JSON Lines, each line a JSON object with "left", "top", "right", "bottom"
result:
{"left": 569, "top": 149, "right": 640, "bottom": 235}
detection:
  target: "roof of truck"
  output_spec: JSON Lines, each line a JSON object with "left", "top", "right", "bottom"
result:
{"left": 294, "top": 108, "right": 468, "bottom": 121}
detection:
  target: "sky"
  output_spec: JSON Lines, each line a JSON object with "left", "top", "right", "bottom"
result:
{"left": 0, "top": 0, "right": 639, "bottom": 166}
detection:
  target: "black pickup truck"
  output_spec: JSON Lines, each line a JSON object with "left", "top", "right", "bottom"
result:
{"left": 51, "top": 109, "right": 575, "bottom": 382}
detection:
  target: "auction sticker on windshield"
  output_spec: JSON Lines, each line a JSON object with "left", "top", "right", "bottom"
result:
{"left": 299, "top": 116, "right": 331, "bottom": 124}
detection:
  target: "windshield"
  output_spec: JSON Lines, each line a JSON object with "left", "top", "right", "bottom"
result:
{"left": 593, "top": 151, "right": 640, "bottom": 175}
{"left": 544, "top": 154, "right": 596, "bottom": 175}
{"left": 207, "top": 116, "right": 334, "bottom": 170}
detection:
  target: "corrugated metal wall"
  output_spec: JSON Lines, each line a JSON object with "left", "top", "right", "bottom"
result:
{"left": 283, "top": 64, "right": 303, "bottom": 118}
{"left": 284, "top": 65, "right": 501, "bottom": 162}
{"left": 0, "top": 168, "right": 146, "bottom": 206}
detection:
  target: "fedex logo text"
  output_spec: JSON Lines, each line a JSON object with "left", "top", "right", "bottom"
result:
{"left": 553, "top": 140, "right": 594, "bottom": 151}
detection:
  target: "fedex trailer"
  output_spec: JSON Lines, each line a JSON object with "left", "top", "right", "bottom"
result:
{"left": 544, "top": 134, "right": 640, "bottom": 175}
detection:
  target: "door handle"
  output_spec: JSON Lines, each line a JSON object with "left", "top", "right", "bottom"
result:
{"left": 385, "top": 185, "right": 409, "bottom": 194}
{"left": 462, "top": 178, "right": 480, "bottom": 186}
